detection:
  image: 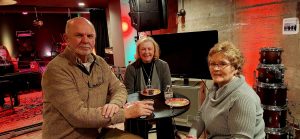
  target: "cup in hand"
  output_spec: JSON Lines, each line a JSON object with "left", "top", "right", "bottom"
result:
{"left": 140, "top": 99, "right": 154, "bottom": 118}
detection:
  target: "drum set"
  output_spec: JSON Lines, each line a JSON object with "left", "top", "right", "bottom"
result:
{"left": 255, "top": 47, "right": 294, "bottom": 139}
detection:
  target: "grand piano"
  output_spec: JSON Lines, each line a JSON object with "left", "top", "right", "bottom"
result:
{"left": 0, "top": 63, "right": 14, "bottom": 75}
{"left": 0, "top": 63, "right": 42, "bottom": 108}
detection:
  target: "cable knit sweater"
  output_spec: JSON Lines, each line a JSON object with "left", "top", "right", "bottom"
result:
{"left": 189, "top": 76, "right": 265, "bottom": 139}
{"left": 42, "top": 47, "right": 127, "bottom": 139}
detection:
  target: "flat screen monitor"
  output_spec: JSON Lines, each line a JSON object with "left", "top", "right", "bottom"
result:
{"left": 151, "top": 30, "right": 218, "bottom": 80}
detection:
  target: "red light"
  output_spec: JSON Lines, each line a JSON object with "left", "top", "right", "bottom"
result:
{"left": 121, "top": 16, "right": 133, "bottom": 37}
{"left": 30, "top": 61, "right": 39, "bottom": 72}
{"left": 22, "top": 12, "right": 28, "bottom": 15}
{"left": 122, "top": 21, "right": 129, "bottom": 32}
{"left": 235, "top": 0, "right": 283, "bottom": 86}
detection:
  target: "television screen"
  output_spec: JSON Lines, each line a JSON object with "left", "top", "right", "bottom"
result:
{"left": 151, "top": 30, "right": 218, "bottom": 80}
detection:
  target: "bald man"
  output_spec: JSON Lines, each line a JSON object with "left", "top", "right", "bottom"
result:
{"left": 42, "top": 17, "right": 154, "bottom": 139}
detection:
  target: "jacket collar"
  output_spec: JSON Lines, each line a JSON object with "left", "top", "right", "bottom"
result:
{"left": 61, "top": 46, "right": 100, "bottom": 75}
{"left": 61, "top": 46, "right": 99, "bottom": 66}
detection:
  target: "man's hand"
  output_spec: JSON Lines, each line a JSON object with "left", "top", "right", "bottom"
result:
{"left": 102, "top": 104, "right": 120, "bottom": 118}
{"left": 124, "top": 100, "right": 154, "bottom": 119}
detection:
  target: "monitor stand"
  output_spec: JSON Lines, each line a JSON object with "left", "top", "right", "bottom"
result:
{"left": 183, "top": 78, "right": 189, "bottom": 86}
{"left": 172, "top": 78, "right": 200, "bottom": 87}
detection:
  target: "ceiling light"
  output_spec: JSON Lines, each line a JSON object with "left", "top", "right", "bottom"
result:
{"left": 78, "top": 2, "right": 85, "bottom": 7}
{"left": 33, "top": 7, "right": 43, "bottom": 27}
{"left": 0, "top": 0, "right": 17, "bottom": 5}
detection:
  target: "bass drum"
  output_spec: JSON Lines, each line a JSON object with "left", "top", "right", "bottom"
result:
{"left": 256, "top": 82, "right": 287, "bottom": 106}
{"left": 263, "top": 105, "right": 287, "bottom": 129}
{"left": 260, "top": 47, "right": 283, "bottom": 64}
{"left": 257, "top": 64, "right": 285, "bottom": 83}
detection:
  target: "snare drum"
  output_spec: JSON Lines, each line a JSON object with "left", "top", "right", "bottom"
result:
{"left": 256, "top": 82, "right": 287, "bottom": 106}
{"left": 257, "top": 64, "right": 285, "bottom": 83}
{"left": 260, "top": 47, "right": 283, "bottom": 64}
{"left": 263, "top": 105, "right": 287, "bottom": 129}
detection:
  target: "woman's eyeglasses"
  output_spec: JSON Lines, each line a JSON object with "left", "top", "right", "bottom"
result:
{"left": 209, "top": 62, "right": 231, "bottom": 69}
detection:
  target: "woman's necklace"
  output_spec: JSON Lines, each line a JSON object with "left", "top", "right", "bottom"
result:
{"left": 142, "top": 62, "right": 154, "bottom": 88}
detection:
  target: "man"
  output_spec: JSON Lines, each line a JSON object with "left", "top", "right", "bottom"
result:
{"left": 42, "top": 17, "right": 154, "bottom": 139}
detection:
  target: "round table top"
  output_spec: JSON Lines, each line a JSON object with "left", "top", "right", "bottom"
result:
{"left": 127, "top": 92, "right": 190, "bottom": 120}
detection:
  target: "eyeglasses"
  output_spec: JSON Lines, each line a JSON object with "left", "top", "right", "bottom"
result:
{"left": 209, "top": 62, "right": 231, "bottom": 69}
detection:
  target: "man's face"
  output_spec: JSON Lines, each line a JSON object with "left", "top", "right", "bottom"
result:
{"left": 64, "top": 19, "right": 96, "bottom": 58}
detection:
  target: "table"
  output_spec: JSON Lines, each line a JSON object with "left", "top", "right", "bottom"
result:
{"left": 125, "top": 92, "right": 190, "bottom": 139}
{"left": 0, "top": 63, "right": 14, "bottom": 75}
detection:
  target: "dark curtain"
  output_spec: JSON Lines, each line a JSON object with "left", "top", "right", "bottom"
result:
{"left": 89, "top": 9, "right": 109, "bottom": 57}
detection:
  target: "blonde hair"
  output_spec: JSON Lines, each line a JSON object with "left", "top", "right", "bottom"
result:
{"left": 208, "top": 41, "right": 244, "bottom": 75}
{"left": 135, "top": 36, "right": 160, "bottom": 60}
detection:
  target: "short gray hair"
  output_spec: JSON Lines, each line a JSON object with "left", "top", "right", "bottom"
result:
{"left": 65, "top": 17, "right": 95, "bottom": 35}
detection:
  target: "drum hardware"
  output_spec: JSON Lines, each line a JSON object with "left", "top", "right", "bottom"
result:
{"left": 287, "top": 108, "right": 300, "bottom": 139}
{"left": 257, "top": 64, "right": 285, "bottom": 83}
{"left": 260, "top": 47, "right": 283, "bottom": 64}
{"left": 286, "top": 123, "right": 299, "bottom": 139}
{"left": 256, "top": 47, "right": 291, "bottom": 138}
{"left": 265, "top": 126, "right": 291, "bottom": 139}
{"left": 256, "top": 82, "right": 287, "bottom": 106}
{"left": 262, "top": 105, "right": 288, "bottom": 129}
{"left": 294, "top": 127, "right": 300, "bottom": 139}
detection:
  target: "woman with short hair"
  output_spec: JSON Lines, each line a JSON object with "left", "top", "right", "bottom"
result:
{"left": 187, "top": 41, "right": 265, "bottom": 139}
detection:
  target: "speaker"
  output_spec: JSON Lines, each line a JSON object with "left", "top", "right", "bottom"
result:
{"left": 128, "top": 0, "right": 168, "bottom": 32}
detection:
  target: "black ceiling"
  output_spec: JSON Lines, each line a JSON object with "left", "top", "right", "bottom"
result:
{"left": 0, "top": 0, "right": 108, "bottom": 13}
